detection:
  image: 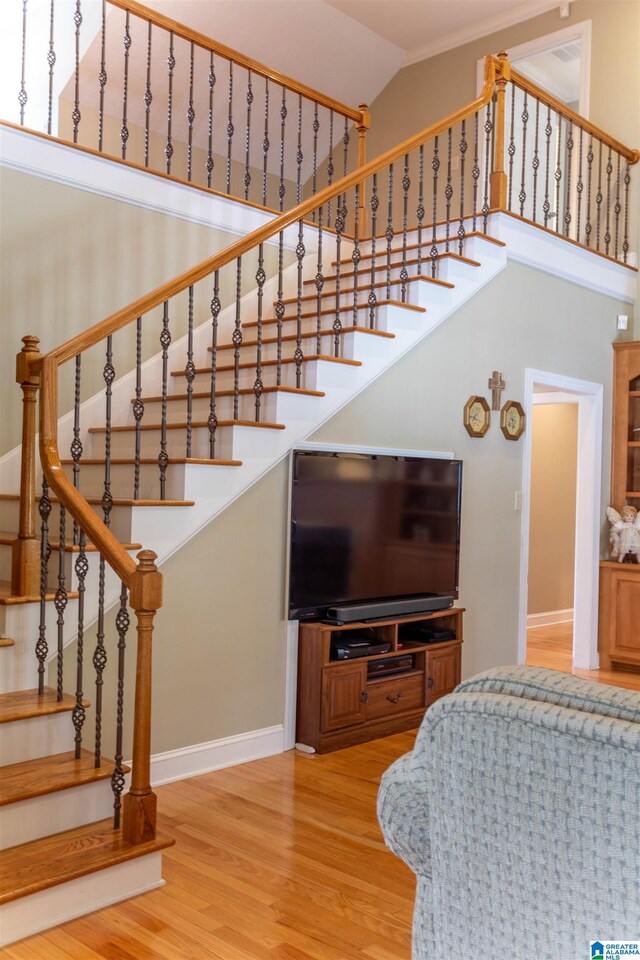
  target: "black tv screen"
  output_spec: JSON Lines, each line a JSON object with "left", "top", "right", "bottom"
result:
{"left": 288, "top": 450, "right": 462, "bottom": 620}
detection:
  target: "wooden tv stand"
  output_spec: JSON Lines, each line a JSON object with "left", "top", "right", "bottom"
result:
{"left": 295, "top": 607, "right": 463, "bottom": 754}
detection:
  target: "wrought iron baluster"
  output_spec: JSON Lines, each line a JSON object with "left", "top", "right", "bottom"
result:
{"left": 585, "top": 139, "right": 594, "bottom": 247}
{"left": 315, "top": 207, "right": 325, "bottom": 353}
{"left": 262, "top": 78, "right": 269, "bottom": 206}
{"left": 507, "top": 84, "right": 515, "bottom": 211}
{"left": 554, "top": 115, "right": 563, "bottom": 234}
{"left": 120, "top": 11, "right": 131, "bottom": 159}
{"left": 233, "top": 258, "right": 243, "bottom": 418}
{"left": 596, "top": 140, "right": 603, "bottom": 249}
{"left": 401, "top": 157, "right": 410, "bottom": 301}
{"left": 102, "top": 336, "right": 114, "bottom": 529}
{"left": 47, "top": 0, "right": 56, "bottom": 134}
{"left": 36, "top": 481, "right": 52, "bottom": 696}
{"left": 472, "top": 112, "right": 480, "bottom": 232}
{"left": 532, "top": 99, "right": 540, "bottom": 223}
{"left": 111, "top": 583, "right": 129, "bottom": 826}
{"left": 417, "top": 146, "right": 425, "bottom": 271}
{"left": 387, "top": 163, "right": 395, "bottom": 295}
{"left": 296, "top": 94, "right": 303, "bottom": 205}
{"left": 72, "top": 0, "right": 82, "bottom": 142}
{"left": 275, "top": 232, "right": 285, "bottom": 385}
{"left": 209, "top": 272, "right": 220, "bottom": 457}
{"left": 343, "top": 116, "right": 350, "bottom": 178}
{"left": 604, "top": 146, "right": 613, "bottom": 255}
{"left": 98, "top": 0, "right": 106, "bottom": 151}
{"left": 457, "top": 122, "right": 467, "bottom": 255}
{"left": 482, "top": 102, "right": 492, "bottom": 233}
{"left": 614, "top": 152, "right": 621, "bottom": 259}
{"left": 352, "top": 184, "right": 361, "bottom": 323}
{"left": 18, "top": 0, "right": 28, "bottom": 125}
{"left": 207, "top": 53, "right": 215, "bottom": 187}
{"left": 165, "top": 32, "right": 175, "bottom": 174}
{"left": 185, "top": 286, "right": 195, "bottom": 456}
{"left": 279, "top": 86, "right": 287, "bottom": 211}
{"left": 519, "top": 91, "right": 529, "bottom": 217}
{"left": 72, "top": 530, "right": 87, "bottom": 758}
{"left": 576, "top": 128, "right": 584, "bottom": 243}
{"left": 327, "top": 110, "right": 334, "bottom": 225}
{"left": 430, "top": 139, "right": 439, "bottom": 276}
{"left": 295, "top": 221, "right": 305, "bottom": 387}
{"left": 369, "top": 177, "right": 378, "bottom": 328}
{"left": 244, "top": 69, "right": 253, "bottom": 201}
{"left": 334, "top": 196, "right": 345, "bottom": 357}
{"left": 564, "top": 122, "right": 574, "bottom": 237}
{"left": 445, "top": 131, "right": 453, "bottom": 252}
{"left": 55, "top": 507, "right": 67, "bottom": 701}
{"left": 187, "top": 42, "right": 195, "bottom": 182}
{"left": 159, "top": 304, "right": 171, "bottom": 498}
{"left": 144, "top": 21, "right": 152, "bottom": 167}
{"left": 227, "top": 62, "right": 234, "bottom": 194}
{"left": 254, "top": 244, "right": 266, "bottom": 420}
{"left": 133, "top": 317, "right": 143, "bottom": 500}
{"left": 543, "top": 105, "right": 552, "bottom": 227}
{"left": 71, "top": 356, "right": 83, "bottom": 543}
{"left": 622, "top": 162, "right": 631, "bottom": 263}
{"left": 312, "top": 103, "right": 319, "bottom": 203}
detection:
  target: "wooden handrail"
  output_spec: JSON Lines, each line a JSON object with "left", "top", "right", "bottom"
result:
{"left": 38, "top": 55, "right": 503, "bottom": 371}
{"left": 108, "top": 0, "right": 365, "bottom": 126}
{"left": 509, "top": 66, "right": 640, "bottom": 164}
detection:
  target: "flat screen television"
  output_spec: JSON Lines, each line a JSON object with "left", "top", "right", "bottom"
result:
{"left": 288, "top": 449, "right": 462, "bottom": 621}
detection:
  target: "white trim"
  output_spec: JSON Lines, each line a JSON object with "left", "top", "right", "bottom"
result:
{"left": 146, "top": 724, "right": 285, "bottom": 787}
{"left": 284, "top": 621, "right": 299, "bottom": 751}
{"left": 527, "top": 608, "right": 574, "bottom": 628}
{"left": 519, "top": 369, "right": 603, "bottom": 671}
{"left": 405, "top": 0, "right": 566, "bottom": 67}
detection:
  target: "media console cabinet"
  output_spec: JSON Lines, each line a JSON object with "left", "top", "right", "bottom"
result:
{"left": 295, "top": 607, "right": 463, "bottom": 753}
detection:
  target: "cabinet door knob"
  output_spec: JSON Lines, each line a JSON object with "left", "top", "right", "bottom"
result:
{"left": 360, "top": 690, "right": 369, "bottom": 704}
{"left": 386, "top": 692, "right": 402, "bottom": 704}
{"left": 427, "top": 676, "right": 435, "bottom": 689}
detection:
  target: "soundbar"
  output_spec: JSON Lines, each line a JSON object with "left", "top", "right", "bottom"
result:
{"left": 326, "top": 595, "right": 454, "bottom": 624}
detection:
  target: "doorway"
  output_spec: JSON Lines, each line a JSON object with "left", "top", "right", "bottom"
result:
{"left": 518, "top": 369, "right": 603, "bottom": 670}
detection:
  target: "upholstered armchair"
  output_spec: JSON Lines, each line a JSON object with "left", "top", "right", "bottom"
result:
{"left": 377, "top": 665, "right": 640, "bottom": 960}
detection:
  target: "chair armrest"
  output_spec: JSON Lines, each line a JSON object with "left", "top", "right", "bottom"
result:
{"left": 377, "top": 753, "right": 432, "bottom": 877}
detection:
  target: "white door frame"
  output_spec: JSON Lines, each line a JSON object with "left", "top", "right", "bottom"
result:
{"left": 518, "top": 368, "right": 603, "bottom": 669}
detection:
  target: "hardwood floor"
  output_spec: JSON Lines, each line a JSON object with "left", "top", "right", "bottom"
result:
{"left": 526, "top": 621, "right": 640, "bottom": 691}
{"left": 4, "top": 731, "right": 417, "bottom": 960}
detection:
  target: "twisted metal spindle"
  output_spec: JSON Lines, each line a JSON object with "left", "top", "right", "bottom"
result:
{"left": 401, "top": 157, "right": 410, "bottom": 301}
{"left": 72, "top": 0, "right": 82, "bottom": 142}
{"left": 369, "top": 176, "right": 379, "bottom": 328}
{"left": 296, "top": 94, "right": 303, "bottom": 205}
{"left": 72, "top": 531, "right": 87, "bottom": 758}
{"left": 254, "top": 244, "right": 266, "bottom": 420}
{"left": 55, "top": 507, "right": 68, "bottom": 701}
{"left": 614, "top": 152, "right": 621, "bottom": 259}
{"left": 622, "top": 162, "right": 631, "bottom": 263}
{"left": 482, "top": 103, "right": 492, "bottom": 233}
{"left": 18, "top": 0, "right": 28, "bottom": 125}
{"left": 185, "top": 286, "right": 195, "bottom": 456}
{"left": 315, "top": 207, "right": 325, "bottom": 354}
{"left": 430, "top": 140, "right": 439, "bottom": 277}
{"left": 207, "top": 53, "right": 215, "bottom": 187}
{"left": 187, "top": 42, "right": 195, "bottom": 182}
{"left": 576, "top": 128, "right": 584, "bottom": 243}
{"left": 232, "top": 258, "right": 243, "bottom": 418}
{"left": 543, "top": 105, "right": 552, "bottom": 227}
{"left": 47, "top": 0, "right": 56, "bottom": 135}
{"left": 71, "top": 355, "right": 83, "bottom": 543}
{"left": 121, "top": 11, "right": 131, "bottom": 159}
{"left": 36, "top": 480, "right": 51, "bottom": 696}
{"left": 342, "top": 117, "right": 349, "bottom": 178}
{"left": 554, "top": 115, "right": 563, "bottom": 234}
{"left": 417, "top": 146, "right": 425, "bottom": 272}
{"left": 445, "top": 130, "right": 453, "bottom": 252}
{"left": 334, "top": 196, "right": 345, "bottom": 356}
{"left": 604, "top": 146, "right": 613, "bottom": 255}
{"left": 352, "top": 184, "right": 361, "bottom": 323}
{"left": 227, "top": 62, "right": 234, "bottom": 194}
{"left": 294, "top": 221, "right": 305, "bottom": 387}
{"left": 458, "top": 121, "right": 467, "bottom": 255}
{"left": 564, "top": 122, "right": 574, "bottom": 237}
{"left": 102, "top": 336, "right": 114, "bottom": 530}
{"left": 111, "top": 583, "right": 129, "bottom": 825}
{"left": 262, "top": 78, "right": 270, "bottom": 206}
{"left": 312, "top": 103, "right": 320, "bottom": 204}
{"left": 532, "top": 99, "right": 540, "bottom": 223}
{"left": 596, "top": 140, "right": 603, "bottom": 249}
{"left": 98, "top": 0, "right": 107, "bottom": 152}
{"left": 165, "top": 32, "right": 175, "bottom": 173}
{"left": 472, "top": 112, "right": 480, "bottom": 232}
{"left": 275, "top": 232, "right": 285, "bottom": 386}
{"left": 244, "top": 70, "right": 253, "bottom": 201}
{"left": 159, "top": 304, "right": 171, "bottom": 498}
{"left": 327, "top": 110, "right": 334, "bottom": 225}
{"left": 519, "top": 92, "right": 529, "bottom": 218}
{"left": 144, "top": 21, "right": 152, "bottom": 167}
{"left": 507, "top": 85, "right": 515, "bottom": 211}
{"left": 133, "top": 317, "right": 144, "bottom": 500}
{"left": 93, "top": 548, "right": 107, "bottom": 767}
{"left": 279, "top": 87, "right": 287, "bottom": 211}
{"left": 585, "top": 139, "right": 594, "bottom": 247}
{"left": 208, "top": 273, "right": 220, "bottom": 457}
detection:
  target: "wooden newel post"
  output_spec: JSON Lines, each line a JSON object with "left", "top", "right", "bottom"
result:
{"left": 11, "top": 336, "right": 41, "bottom": 597}
{"left": 122, "top": 549, "right": 163, "bottom": 844}
{"left": 357, "top": 104, "right": 371, "bottom": 234}
{"left": 490, "top": 52, "right": 510, "bottom": 210}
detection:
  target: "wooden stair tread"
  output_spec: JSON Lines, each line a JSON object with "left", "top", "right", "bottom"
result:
{"left": 0, "top": 749, "right": 130, "bottom": 806}
{"left": 59, "top": 458, "right": 243, "bottom": 467}
{"left": 280, "top": 271, "right": 454, "bottom": 306}
{"left": 0, "top": 818, "right": 174, "bottom": 904}
{"left": 212, "top": 325, "right": 397, "bottom": 352}
{"left": 89, "top": 420, "right": 286, "bottom": 434}
{"left": 306, "top": 252, "right": 481, "bottom": 286}
{"left": 0, "top": 581, "right": 80, "bottom": 606}
{"left": 134, "top": 386, "right": 326, "bottom": 404}
{"left": 239, "top": 298, "right": 427, "bottom": 330}
{"left": 331, "top": 231, "right": 505, "bottom": 266}
{"left": 171, "top": 354, "right": 362, "bottom": 377}
{"left": 0, "top": 531, "right": 142, "bottom": 553}
{"left": 0, "top": 688, "right": 79, "bottom": 724}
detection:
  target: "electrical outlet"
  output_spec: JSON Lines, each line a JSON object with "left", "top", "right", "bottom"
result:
{"left": 617, "top": 314, "right": 629, "bottom": 331}
{"left": 514, "top": 491, "right": 522, "bottom": 512}
{"left": 451, "top": 156, "right": 460, "bottom": 172}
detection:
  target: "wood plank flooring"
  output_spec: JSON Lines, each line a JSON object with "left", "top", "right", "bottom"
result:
{"left": 3, "top": 731, "right": 417, "bottom": 960}
{"left": 526, "top": 621, "right": 640, "bottom": 691}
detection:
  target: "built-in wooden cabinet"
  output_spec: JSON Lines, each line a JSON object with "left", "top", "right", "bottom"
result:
{"left": 599, "top": 341, "right": 640, "bottom": 671}
{"left": 296, "top": 608, "right": 463, "bottom": 753}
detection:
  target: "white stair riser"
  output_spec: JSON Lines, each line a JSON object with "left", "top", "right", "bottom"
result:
{"left": 0, "top": 777, "right": 125, "bottom": 850}
{"left": 60, "top": 460, "right": 244, "bottom": 502}
{"left": 137, "top": 391, "right": 281, "bottom": 426}
{"left": 0, "top": 851, "right": 164, "bottom": 946}
{"left": 0, "top": 711, "right": 75, "bottom": 766}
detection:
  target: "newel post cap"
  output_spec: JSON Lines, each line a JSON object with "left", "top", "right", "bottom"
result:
{"left": 16, "top": 335, "right": 41, "bottom": 386}
{"left": 129, "top": 549, "right": 163, "bottom": 612}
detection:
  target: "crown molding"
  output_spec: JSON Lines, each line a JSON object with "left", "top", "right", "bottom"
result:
{"left": 403, "top": 0, "right": 569, "bottom": 67}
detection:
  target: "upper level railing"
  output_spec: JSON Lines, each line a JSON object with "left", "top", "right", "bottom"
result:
{"left": 7, "top": 0, "right": 369, "bottom": 215}
{"left": 10, "top": 52, "right": 638, "bottom": 853}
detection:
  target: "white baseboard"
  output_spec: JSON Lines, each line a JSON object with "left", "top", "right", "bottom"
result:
{"left": 527, "top": 608, "right": 574, "bottom": 628}
{"left": 148, "top": 724, "right": 285, "bottom": 787}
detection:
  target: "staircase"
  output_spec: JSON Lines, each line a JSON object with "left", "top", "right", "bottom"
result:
{"left": 1, "top": 7, "right": 637, "bottom": 944}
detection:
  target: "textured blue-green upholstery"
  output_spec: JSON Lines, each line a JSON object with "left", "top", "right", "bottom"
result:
{"left": 377, "top": 666, "right": 640, "bottom": 960}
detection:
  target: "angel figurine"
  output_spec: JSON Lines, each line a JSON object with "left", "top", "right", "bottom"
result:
{"left": 606, "top": 504, "right": 640, "bottom": 562}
